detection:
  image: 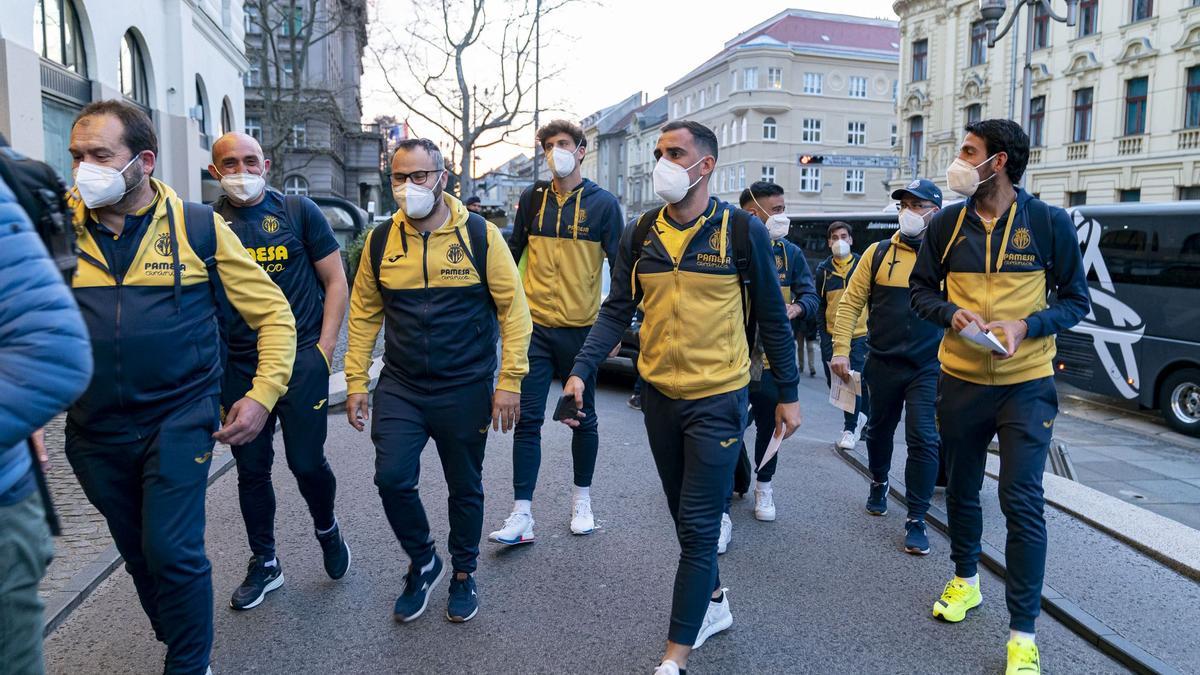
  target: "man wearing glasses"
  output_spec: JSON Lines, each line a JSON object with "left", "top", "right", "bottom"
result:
{"left": 344, "top": 139, "right": 531, "bottom": 625}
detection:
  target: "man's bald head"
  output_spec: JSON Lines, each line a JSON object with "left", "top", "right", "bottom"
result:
{"left": 208, "top": 132, "right": 270, "bottom": 181}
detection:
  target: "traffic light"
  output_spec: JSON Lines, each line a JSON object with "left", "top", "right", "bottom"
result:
{"left": 799, "top": 154, "right": 825, "bottom": 165}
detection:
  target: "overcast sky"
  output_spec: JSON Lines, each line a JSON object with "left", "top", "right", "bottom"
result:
{"left": 362, "top": 0, "right": 900, "bottom": 174}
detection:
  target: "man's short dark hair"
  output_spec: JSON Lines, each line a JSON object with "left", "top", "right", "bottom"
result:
{"left": 536, "top": 120, "right": 586, "bottom": 150}
{"left": 739, "top": 181, "right": 784, "bottom": 207}
{"left": 74, "top": 99, "right": 158, "bottom": 158}
{"left": 828, "top": 221, "right": 851, "bottom": 238}
{"left": 661, "top": 120, "right": 718, "bottom": 161}
{"left": 392, "top": 138, "right": 444, "bottom": 170}
{"left": 964, "top": 119, "right": 1029, "bottom": 186}
{"left": 464, "top": 195, "right": 481, "bottom": 205}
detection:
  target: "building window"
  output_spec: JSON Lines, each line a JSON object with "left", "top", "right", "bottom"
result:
{"left": 970, "top": 21, "right": 988, "bottom": 66}
{"left": 908, "top": 116, "right": 924, "bottom": 163}
{"left": 34, "top": 0, "right": 87, "bottom": 74}
{"left": 284, "top": 176, "right": 309, "bottom": 196}
{"left": 768, "top": 67, "right": 783, "bottom": 89}
{"left": 721, "top": 123, "right": 728, "bottom": 146}
{"left": 891, "top": 123, "right": 898, "bottom": 147}
{"left": 739, "top": 165, "right": 746, "bottom": 189}
{"left": 673, "top": 101, "right": 680, "bottom": 118}
{"left": 1120, "top": 188, "right": 1141, "bottom": 202}
{"left": 119, "top": 31, "right": 149, "bottom": 107}
{"left": 1068, "top": 191, "right": 1087, "bottom": 206}
{"left": 848, "top": 76, "right": 868, "bottom": 99}
{"left": 289, "top": 122, "right": 306, "bottom": 147}
{"left": 762, "top": 116, "right": 778, "bottom": 141}
{"left": 617, "top": 175, "right": 624, "bottom": 198}
{"left": 1187, "top": 66, "right": 1200, "bottom": 129}
{"left": 245, "top": 4, "right": 262, "bottom": 34}
{"left": 220, "top": 98, "right": 234, "bottom": 136}
{"left": 1029, "top": 96, "right": 1045, "bottom": 147}
{"left": 1130, "top": 0, "right": 1153, "bottom": 22}
{"left": 1124, "top": 77, "right": 1148, "bottom": 136}
{"left": 762, "top": 165, "right": 776, "bottom": 183}
{"left": 699, "top": 89, "right": 706, "bottom": 108}
{"left": 714, "top": 82, "right": 721, "bottom": 102}
{"left": 1033, "top": 4, "right": 1050, "bottom": 49}
{"left": 744, "top": 67, "right": 759, "bottom": 90}
{"left": 847, "top": 121, "right": 866, "bottom": 146}
{"left": 803, "top": 72, "right": 823, "bottom": 94}
{"left": 1078, "top": 0, "right": 1098, "bottom": 36}
{"left": 845, "top": 169, "right": 865, "bottom": 194}
{"left": 685, "top": 96, "right": 692, "bottom": 114}
{"left": 911, "top": 39, "right": 928, "bottom": 82}
{"left": 892, "top": 79, "right": 898, "bottom": 102}
{"left": 799, "top": 167, "right": 822, "bottom": 193}
{"left": 245, "top": 64, "right": 261, "bottom": 88}
{"left": 801, "top": 118, "right": 822, "bottom": 143}
{"left": 741, "top": 117, "right": 748, "bottom": 142}
{"left": 1073, "top": 87, "right": 1093, "bottom": 142}
{"left": 965, "top": 103, "right": 982, "bottom": 125}
{"left": 281, "top": 4, "right": 304, "bottom": 37}
{"left": 731, "top": 70, "right": 739, "bottom": 92}
{"left": 1178, "top": 186, "right": 1200, "bottom": 200}
{"left": 245, "top": 117, "right": 262, "bottom": 141}
{"left": 195, "top": 77, "right": 209, "bottom": 148}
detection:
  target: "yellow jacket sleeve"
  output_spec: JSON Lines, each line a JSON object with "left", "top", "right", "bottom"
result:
{"left": 832, "top": 242, "right": 875, "bottom": 359}
{"left": 213, "top": 215, "right": 296, "bottom": 410}
{"left": 345, "top": 228, "right": 384, "bottom": 396}
{"left": 485, "top": 224, "right": 532, "bottom": 393}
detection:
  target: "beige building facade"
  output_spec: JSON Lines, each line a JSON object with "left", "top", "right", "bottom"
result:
{"left": 894, "top": 0, "right": 1200, "bottom": 204}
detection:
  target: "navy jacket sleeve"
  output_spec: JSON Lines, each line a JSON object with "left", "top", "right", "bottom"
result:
{"left": 910, "top": 205, "right": 961, "bottom": 328}
{"left": 301, "top": 196, "right": 340, "bottom": 260}
{"left": 600, "top": 195, "right": 623, "bottom": 269}
{"left": 0, "top": 177, "right": 93, "bottom": 450}
{"left": 787, "top": 243, "right": 819, "bottom": 321}
{"left": 508, "top": 185, "right": 536, "bottom": 263}
{"left": 1023, "top": 206, "right": 1090, "bottom": 338}
{"left": 750, "top": 219, "right": 799, "bottom": 403}
{"left": 571, "top": 223, "right": 639, "bottom": 384}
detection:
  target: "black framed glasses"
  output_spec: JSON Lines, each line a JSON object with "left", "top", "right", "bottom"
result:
{"left": 391, "top": 169, "right": 441, "bottom": 185}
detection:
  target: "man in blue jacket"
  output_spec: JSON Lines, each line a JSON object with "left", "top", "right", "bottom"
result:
{"left": 0, "top": 173, "right": 93, "bottom": 674}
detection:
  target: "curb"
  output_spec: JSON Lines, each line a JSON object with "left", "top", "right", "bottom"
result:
{"left": 835, "top": 445, "right": 1180, "bottom": 675}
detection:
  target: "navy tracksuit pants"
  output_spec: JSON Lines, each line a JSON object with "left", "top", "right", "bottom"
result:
{"left": 372, "top": 376, "right": 491, "bottom": 574}
{"left": 512, "top": 324, "right": 598, "bottom": 500}
{"left": 222, "top": 345, "right": 337, "bottom": 559}
{"left": 747, "top": 369, "right": 782, "bottom": 482}
{"left": 937, "top": 374, "right": 1057, "bottom": 633}
{"left": 821, "top": 335, "right": 871, "bottom": 432}
{"left": 65, "top": 396, "right": 221, "bottom": 675}
{"left": 642, "top": 384, "right": 747, "bottom": 646}
{"left": 862, "top": 356, "right": 940, "bottom": 521}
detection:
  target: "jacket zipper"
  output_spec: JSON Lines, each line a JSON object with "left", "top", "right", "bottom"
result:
{"left": 983, "top": 217, "right": 995, "bottom": 381}
{"left": 421, "top": 231, "right": 432, "bottom": 391}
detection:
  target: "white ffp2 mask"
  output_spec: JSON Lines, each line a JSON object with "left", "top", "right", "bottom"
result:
{"left": 945, "top": 154, "right": 997, "bottom": 197}
{"left": 898, "top": 209, "right": 930, "bottom": 238}
{"left": 394, "top": 172, "right": 442, "bottom": 220}
{"left": 831, "top": 239, "right": 851, "bottom": 259}
{"left": 548, "top": 145, "right": 578, "bottom": 179}
{"left": 219, "top": 172, "right": 267, "bottom": 204}
{"left": 653, "top": 156, "right": 706, "bottom": 204}
{"left": 73, "top": 155, "right": 143, "bottom": 209}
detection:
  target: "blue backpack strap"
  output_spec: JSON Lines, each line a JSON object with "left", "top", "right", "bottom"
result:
{"left": 281, "top": 193, "right": 307, "bottom": 241}
{"left": 181, "top": 201, "right": 229, "bottom": 362}
{"left": 464, "top": 212, "right": 489, "bottom": 291}
{"left": 368, "top": 220, "right": 391, "bottom": 293}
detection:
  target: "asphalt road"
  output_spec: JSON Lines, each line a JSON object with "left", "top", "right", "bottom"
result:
{"left": 43, "top": 373, "right": 1126, "bottom": 674}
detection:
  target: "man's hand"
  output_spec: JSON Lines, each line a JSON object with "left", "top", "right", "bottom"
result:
{"left": 561, "top": 376, "right": 587, "bottom": 428}
{"left": 829, "top": 355, "right": 852, "bottom": 383}
{"left": 213, "top": 397, "right": 270, "bottom": 446}
{"left": 775, "top": 401, "right": 803, "bottom": 439}
{"left": 30, "top": 428, "right": 48, "bottom": 471}
{"left": 951, "top": 308, "right": 987, "bottom": 332}
{"left": 985, "top": 319, "right": 1028, "bottom": 359}
{"left": 786, "top": 303, "right": 802, "bottom": 321}
{"left": 347, "top": 393, "right": 370, "bottom": 432}
{"left": 492, "top": 390, "right": 521, "bottom": 433}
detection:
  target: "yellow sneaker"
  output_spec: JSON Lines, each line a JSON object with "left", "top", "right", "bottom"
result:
{"left": 1006, "top": 637, "right": 1040, "bottom": 674}
{"left": 931, "top": 578, "right": 982, "bottom": 622}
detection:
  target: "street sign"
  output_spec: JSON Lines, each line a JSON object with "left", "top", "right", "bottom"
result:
{"left": 799, "top": 154, "right": 900, "bottom": 169}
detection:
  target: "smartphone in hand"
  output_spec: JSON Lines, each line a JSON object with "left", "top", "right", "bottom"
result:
{"left": 552, "top": 394, "right": 579, "bottom": 422}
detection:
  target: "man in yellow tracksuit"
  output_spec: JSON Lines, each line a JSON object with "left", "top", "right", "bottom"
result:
{"left": 814, "top": 222, "right": 870, "bottom": 449}
{"left": 66, "top": 100, "right": 295, "bottom": 675}
{"left": 910, "top": 119, "right": 1089, "bottom": 675}
{"left": 345, "top": 138, "right": 531, "bottom": 625}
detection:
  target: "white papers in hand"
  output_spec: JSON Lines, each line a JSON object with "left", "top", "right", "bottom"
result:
{"left": 757, "top": 428, "right": 783, "bottom": 471}
{"left": 829, "top": 370, "right": 861, "bottom": 414}
{"left": 960, "top": 323, "right": 1008, "bottom": 355}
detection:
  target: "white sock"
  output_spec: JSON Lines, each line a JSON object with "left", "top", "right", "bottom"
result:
{"left": 1010, "top": 630, "right": 1035, "bottom": 643}
{"left": 513, "top": 499, "right": 532, "bottom": 515}
{"left": 955, "top": 574, "right": 979, "bottom": 586}
{"left": 262, "top": 557, "right": 278, "bottom": 568}
{"left": 572, "top": 485, "right": 590, "bottom": 501}
{"left": 755, "top": 480, "right": 772, "bottom": 493}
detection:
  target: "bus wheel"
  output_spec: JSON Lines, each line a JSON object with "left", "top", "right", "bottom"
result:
{"left": 1159, "top": 368, "right": 1200, "bottom": 437}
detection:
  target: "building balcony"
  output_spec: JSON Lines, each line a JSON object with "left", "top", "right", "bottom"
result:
{"left": 1028, "top": 148, "right": 1042, "bottom": 165}
{"left": 726, "top": 88, "right": 791, "bottom": 116}
{"left": 1178, "top": 128, "right": 1200, "bottom": 151}
{"left": 1066, "top": 142, "right": 1090, "bottom": 162}
{"left": 1117, "top": 135, "right": 1145, "bottom": 156}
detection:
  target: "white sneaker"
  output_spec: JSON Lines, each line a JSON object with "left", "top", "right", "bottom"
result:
{"left": 488, "top": 511, "right": 535, "bottom": 546}
{"left": 692, "top": 589, "right": 733, "bottom": 649}
{"left": 570, "top": 497, "right": 595, "bottom": 535}
{"left": 754, "top": 489, "right": 776, "bottom": 521}
{"left": 654, "top": 660, "right": 681, "bottom": 675}
{"left": 855, "top": 412, "right": 868, "bottom": 443}
{"left": 836, "top": 430, "right": 856, "bottom": 450}
{"left": 717, "top": 513, "right": 732, "bottom": 554}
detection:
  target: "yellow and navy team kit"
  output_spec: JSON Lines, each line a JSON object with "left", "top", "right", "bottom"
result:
{"left": 815, "top": 253, "right": 868, "bottom": 339}
{"left": 68, "top": 179, "right": 296, "bottom": 441}
{"left": 570, "top": 197, "right": 799, "bottom": 402}
{"left": 344, "top": 194, "right": 531, "bottom": 396}
{"left": 212, "top": 190, "right": 339, "bottom": 360}
{"left": 508, "top": 178, "right": 622, "bottom": 328}
{"left": 758, "top": 237, "right": 818, "bottom": 369}
{"left": 910, "top": 187, "right": 1091, "bottom": 385}
{"left": 833, "top": 232, "right": 941, "bottom": 364}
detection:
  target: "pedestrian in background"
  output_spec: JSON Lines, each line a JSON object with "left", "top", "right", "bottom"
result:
{"left": 814, "top": 222, "right": 871, "bottom": 450}
{"left": 797, "top": 312, "right": 820, "bottom": 377}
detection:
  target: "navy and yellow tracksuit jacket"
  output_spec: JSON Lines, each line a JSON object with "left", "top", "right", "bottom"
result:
{"left": 571, "top": 198, "right": 799, "bottom": 403}
{"left": 345, "top": 194, "right": 532, "bottom": 395}
{"left": 833, "top": 232, "right": 940, "bottom": 365}
{"left": 508, "top": 178, "right": 622, "bottom": 327}
{"left": 815, "top": 253, "right": 868, "bottom": 340}
{"left": 761, "top": 238, "right": 819, "bottom": 368}
{"left": 910, "top": 188, "right": 1090, "bottom": 385}
{"left": 69, "top": 179, "right": 296, "bottom": 441}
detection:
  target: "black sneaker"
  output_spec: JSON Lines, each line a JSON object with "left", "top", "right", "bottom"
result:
{"left": 904, "top": 519, "right": 931, "bottom": 555}
{"left": 866, "top": 481, "right": 888, "bottom": 516}
{"left": 316, "top": 521, "right": 351, "bottom": 580}
{"left": 230, "top": 555, "right": 284, "bottom": 610}
{"left": 628, "top": 394, "right": 642, "bottom": 410}
{"left": 446, "top": 574, "right": 478, "bottom": 623}
{"left": 393, "top": 553, "right": 445, "bottom": 623}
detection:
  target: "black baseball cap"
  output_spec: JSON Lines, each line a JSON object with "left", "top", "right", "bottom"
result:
{"left": 464, "top": 196, "right": 481, "bottom": 205}
{"left": 891, "top": 178, "right": 942, "bottom": 207}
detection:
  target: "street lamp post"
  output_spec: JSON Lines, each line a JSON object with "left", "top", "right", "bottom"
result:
{"left": 979, "top": 0, "right": 1078, "bottom": 132}
{"left": 532, "top": 0, "right": 542, "bottom": 181}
